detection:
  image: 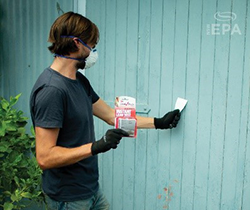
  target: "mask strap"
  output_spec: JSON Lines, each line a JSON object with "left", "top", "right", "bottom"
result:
{"left": 60, "top": 35, "right": 92, "bottom": 51}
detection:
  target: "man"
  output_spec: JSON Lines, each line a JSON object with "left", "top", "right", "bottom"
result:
{"left": 30, "top": 12, "right": 180, "bottom": 210}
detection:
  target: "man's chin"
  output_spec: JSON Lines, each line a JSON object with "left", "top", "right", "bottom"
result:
{"left": 75, "top": 61, "right": 86, "bottom": 70}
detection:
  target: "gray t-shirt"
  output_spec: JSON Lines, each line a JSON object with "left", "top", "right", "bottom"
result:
{"left": 30, "top": 68, "right": 99, "bottom": 201}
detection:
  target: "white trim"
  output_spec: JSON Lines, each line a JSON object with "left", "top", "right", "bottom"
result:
{"left": 74, "top": 0, "right": 86, "bottom": 75}
{"left": 74, "top": 0, "right": 86, "bottom": 16}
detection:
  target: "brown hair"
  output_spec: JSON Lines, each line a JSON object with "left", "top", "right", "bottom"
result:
{"left": 48, "top": 12, "right": 99, "bottom": 55}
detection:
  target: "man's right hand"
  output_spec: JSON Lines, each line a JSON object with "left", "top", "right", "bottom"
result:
{"left": 91, "top": 129, "right": 129, "bottom": 155}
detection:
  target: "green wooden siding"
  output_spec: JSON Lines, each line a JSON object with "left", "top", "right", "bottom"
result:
{"left": 86, "top": 0, "right": 250, "bottom": 209}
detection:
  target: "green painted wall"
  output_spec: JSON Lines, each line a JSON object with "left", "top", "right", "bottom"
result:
{"left": 86, "top": 0, "right": 250, "bottom": 209}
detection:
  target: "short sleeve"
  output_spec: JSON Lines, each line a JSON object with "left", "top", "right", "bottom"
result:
{"left": 89, "top": 85, "right": 99, "bottom": 104}
{"left": 33, "top": 86, "right": 65, "bottom": 128}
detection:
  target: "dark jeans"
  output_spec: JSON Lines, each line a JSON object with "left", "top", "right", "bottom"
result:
{"left": 44, "top": 188, "right": 110, "bottom": 210}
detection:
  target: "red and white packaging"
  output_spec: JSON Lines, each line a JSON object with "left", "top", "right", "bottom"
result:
{"left": 115, "top": 96, "right": 137, "bottom": 138}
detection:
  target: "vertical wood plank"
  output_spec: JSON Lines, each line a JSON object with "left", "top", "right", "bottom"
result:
{"left": 168, "top": 0, "right": 189, "bottom": 208}
{"left": 145, "top": 0, "right": 163, "bottom": 209}
{"left": 111, "top": 0, "right": 127, "bottom": 209}
{"left": 85, "top": 0, "right": 99, "bottom": 90}
{"left": 99, "top": 0, "right": 116, "bottom": 204}
{"left": 122, "top": 0, "right": 139, "bottom": 209}
{"left": 86, "top": 0, "right": 107, "bottom": 192}
{"left": 193, "top": 0, "right": 217, "bottom": 209}
{"left": 157, "top": 0, "right": 176, "bottom": 209}
{"left": 241, "top": 0, "right": 250, "bottom": 208}
{"left": 134, "top": 0, "right": 151, "bottom": 209}
{"left": 234, "top": 1, "right": 250, "bottom": 209}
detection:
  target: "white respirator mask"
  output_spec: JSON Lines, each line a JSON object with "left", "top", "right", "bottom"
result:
{"left": 84, "top": 49, "right": 98, "bottom": 69}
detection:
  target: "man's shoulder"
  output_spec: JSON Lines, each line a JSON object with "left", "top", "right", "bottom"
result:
{"left": 34, "top": 68, "right": 70, "bottom": 91}
{"left": 76, "top": 71, "right": 90, "bottom": 86}
{"left": 30, "top": 68, "right": 67, "bottom": 102}
{"left": 33, "top": 68, "right": 54, "bottom": 87}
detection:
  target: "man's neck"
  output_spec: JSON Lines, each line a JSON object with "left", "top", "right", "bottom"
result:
{"left": 50, "top": 57, "right": 78, "bottom": 80}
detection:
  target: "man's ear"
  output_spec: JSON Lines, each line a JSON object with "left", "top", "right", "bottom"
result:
{"left": 73, "top": 38, "right": 81, "bottom": 49}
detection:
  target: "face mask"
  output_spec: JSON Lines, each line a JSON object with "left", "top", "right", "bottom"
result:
{"left": 84, "top": 49, "right": 98, "bottom": 69}
{"left": 55, "top": 36, "right": 98, "bottom": 69}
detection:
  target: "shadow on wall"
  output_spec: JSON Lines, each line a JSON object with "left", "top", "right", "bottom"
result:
{"left": 0, "top": 2, "right": 4, "bottom": 90}
{"left": 0, "top": 1, "right": 16, "bottom": 99}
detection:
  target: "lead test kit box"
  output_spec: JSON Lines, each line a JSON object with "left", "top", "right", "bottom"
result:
{"left": 115, "top": 96, "right": 137, "bottom": 138}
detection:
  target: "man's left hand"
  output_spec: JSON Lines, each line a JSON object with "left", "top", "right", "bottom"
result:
{"left": 154, "top": 110, "right": 181, "bottom": 129}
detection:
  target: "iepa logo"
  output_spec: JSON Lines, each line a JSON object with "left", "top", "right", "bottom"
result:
{"left": 214, "top": 12, "right": 237, "bottom": 21}
{"left": 207, "top": 12, "right": 241, "bottom": 35}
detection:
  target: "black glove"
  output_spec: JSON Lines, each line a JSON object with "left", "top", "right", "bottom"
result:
{"left": 154, "top": 109, "right": 181, "bottom": 129}
{"left": 91, "top": 129, "right": 129, "bottom": 155}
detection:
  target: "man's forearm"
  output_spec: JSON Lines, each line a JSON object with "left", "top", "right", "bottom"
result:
{"left": 37, "top": 143, "right": 92, "bottom": 170}
{"left": 136, "top": 115, "right": 155, "bottom": 129}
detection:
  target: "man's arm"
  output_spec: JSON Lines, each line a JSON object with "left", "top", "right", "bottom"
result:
{"left": 92, "top": 99, "right": 115, "bottom": 125}
{"left": 35, "top": 126, "right": 128, "bottom": 170}
{"left": 93, "top": 99, "right": 155, "bottom": 129}
{"left": 35, "top": 127, "right": 92, "bottom": 170}
{"left": 136, "top": 115, "right": 154, "bottom": 129}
